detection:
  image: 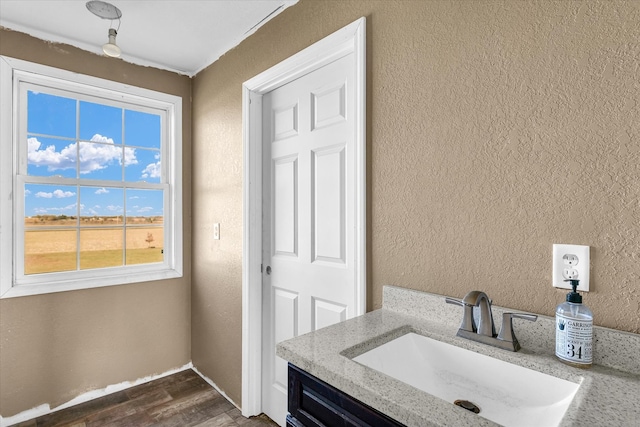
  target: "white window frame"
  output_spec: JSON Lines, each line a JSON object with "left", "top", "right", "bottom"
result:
{"left": 0, "top": 56, "right": 183, "bottom": 298}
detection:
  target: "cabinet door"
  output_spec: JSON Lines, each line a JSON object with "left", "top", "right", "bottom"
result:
{"left": 287, "top": 364, "right": 405, "bottom": 427}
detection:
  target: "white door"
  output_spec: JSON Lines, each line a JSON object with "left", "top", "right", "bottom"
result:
{"left": 261, "top": 53, "right": 358, "bottom": 426}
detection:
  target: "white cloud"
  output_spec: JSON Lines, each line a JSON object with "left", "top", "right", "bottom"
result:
{"left": 137, "top": 206, "right": 154, "bottom": 213}
{"left": 141, "top": 161, "right": 161, "bottom": 179}
{"left": 79, "top": 203, "right": 99, "bottom": 216}
{"left": 123, "top": 147, "right": 137, "bottom": 167}
{"left": 106, "top": 205, "right": 123, "bottom": 213}
{"left": 27, "top": 135, "right": 138, "bottom": 175}
{"left": 95, "top": 187, "right": 109, "bottom": 194}
{"left": 53, "top": 189, "right": 75, "bottom": 198}
{"left": 35, "top": 189, "right": 75, "bottom": 198}
{"left": 79, "top": 135, "right": 137, "bottom": 174}
{"left": 34, "top": 203, "right": 77, "bottom": 214}
{"left": 25, "top": 189, "right": 31, "bottom": 196}
{"left": 129, "top": 196, "right": 139, "bottom": 199}
{"left": 89, "top": 134, "right": 115, "bottom": 144}
{"left": 28, "top": 137, "right": 76, "bottom": 171}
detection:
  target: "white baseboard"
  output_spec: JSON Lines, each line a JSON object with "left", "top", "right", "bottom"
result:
{"left": 191, "top": 365, "right": 240, "bottom": 409}
{"left": 0, "top": 362, "right": 194, "bottom": 427}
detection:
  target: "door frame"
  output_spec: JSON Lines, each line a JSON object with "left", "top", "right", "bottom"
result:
{"left": 241, "top": 17, "right": 366, "bottom": 417}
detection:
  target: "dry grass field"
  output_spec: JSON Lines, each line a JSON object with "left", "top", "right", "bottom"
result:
{"left": 24, "top": 218, "right": 164, "bottom": 274}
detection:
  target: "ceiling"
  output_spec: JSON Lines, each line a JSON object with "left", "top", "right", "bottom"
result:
{"left": 0, "top": 0, "right": 298, "bottom": 76}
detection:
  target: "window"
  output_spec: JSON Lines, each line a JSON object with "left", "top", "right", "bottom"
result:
{"left": 0, "top": 56, "right": 183, "bottom": 298}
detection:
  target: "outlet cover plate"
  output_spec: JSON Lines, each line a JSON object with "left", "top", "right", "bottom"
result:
{"left": 552, "top": 244, "right": 589, "bottom": 291}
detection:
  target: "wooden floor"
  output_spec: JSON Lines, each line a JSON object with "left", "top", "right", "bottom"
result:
{"left": 14, "top": 369, "right": 278, "bottom": 427}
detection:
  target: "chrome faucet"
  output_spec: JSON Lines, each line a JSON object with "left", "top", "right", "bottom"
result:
{"left": 446, "top": 290, "right": 537, "bottom": 352}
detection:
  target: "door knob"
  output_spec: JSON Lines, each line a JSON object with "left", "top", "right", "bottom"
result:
{"left": 266, "top": 266, "right": 272, "bottom": 275}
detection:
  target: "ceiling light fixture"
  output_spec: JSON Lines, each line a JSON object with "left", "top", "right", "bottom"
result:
{"left": 102, "top": 28, "right": 121, "bottom": 57}
{"left": 86, "top": 0, "right": 123, "bottom": 58}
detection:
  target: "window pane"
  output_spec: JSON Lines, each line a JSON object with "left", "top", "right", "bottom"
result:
{"left": 25, "top": 184, "right": 78, "bottom": 221}
{"left": 80, "top": 229, "right": 123, "bottom": 269}
{"left": 125, "top": 110, "right": 160, "bottom": 149}
{"left": 125, "top": 148, "right": 161, "bottom": 183}
{"left": 27, "top": 136, "right": 77, "bottom": 178}
{"left": 24, "top": 229, "right": 77, "bottom": 274}
{"left": 80, "top": 101, "right": 122, "bottom": 144}
{"left": 125, "top": 188, "right": 163, "bottom": 265}
{"left": 27, "top": 91, "right": 76, "bottom": 138}
{"left": 126, "top": 189, "right": 163, "bottom": 219}
{"left": 80, "top": 186, "right": 124, "bottom": 224}
{"left": 79, "top": 141, "right": 130, "bottom": 180}
{"left": 126, "top": 227, "right": 163, "bottom": 265}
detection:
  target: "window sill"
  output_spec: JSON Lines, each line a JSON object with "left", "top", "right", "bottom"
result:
{"left": 0, "top": 267, "right": 183, "bottom": 299}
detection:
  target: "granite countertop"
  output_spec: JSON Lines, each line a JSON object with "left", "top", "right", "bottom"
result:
{"left": 276, "top": 286, "right": 640, "bottom": 427}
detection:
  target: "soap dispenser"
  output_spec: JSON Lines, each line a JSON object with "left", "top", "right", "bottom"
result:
{"left": 555, "top": 279, "right": 593, "bottom": 368}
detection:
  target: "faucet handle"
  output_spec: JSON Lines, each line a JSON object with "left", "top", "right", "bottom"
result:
{"left": 444, "top": 297, "right": 462, "bottom": 305}
{"left": 445, "top": 297, "right": 476, "bottom": 333}
{"left": 497, "top": 312, "right": 537, "bottom": 351}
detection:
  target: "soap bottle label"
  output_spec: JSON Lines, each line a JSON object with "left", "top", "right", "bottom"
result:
{"left": 555, "top": 314, "right": 593, "bottom": 364}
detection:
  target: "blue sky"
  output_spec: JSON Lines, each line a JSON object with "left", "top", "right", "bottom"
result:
{"left": 25, "top": 91, "right": 164, "bottom": 218}
{"left": 24, "top": 185, "right": 164, "bottom": 218}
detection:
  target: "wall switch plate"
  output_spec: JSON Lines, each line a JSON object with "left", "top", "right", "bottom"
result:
{"left": 213, "top": 223, "right": 220, "bottom": 240}
{"left": 552, "top": 244, "right": 589, "bottom": 291}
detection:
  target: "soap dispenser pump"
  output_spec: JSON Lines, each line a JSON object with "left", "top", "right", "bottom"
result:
{"left": 555, "top": 279, "right": 593, "bottom": 368}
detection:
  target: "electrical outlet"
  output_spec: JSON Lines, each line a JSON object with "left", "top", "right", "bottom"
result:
{"left": 213, "top": 223, "right": 220, "bottom": 240}
{"left": 552, "top": 244, "right": 589, "bottom": 291}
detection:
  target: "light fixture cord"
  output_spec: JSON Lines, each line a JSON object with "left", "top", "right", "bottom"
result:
{"left": 111, "top": 17, "right": 121, "bottom": 32}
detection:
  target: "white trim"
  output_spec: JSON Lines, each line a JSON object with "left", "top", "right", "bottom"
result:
{"left": 0, "top": 1, "right": 299, "bottom": 77}
{"left": 241, "top": 89, "right": 264, "bottom": 416}
{"left": 0, "top": 363, "right": 194, "bottom": 427}
{"left": 0, "top": 55, "right": 183, "bottom": 298}
{"left": 0, "top": 57, "right": 14, "bottom": 298}
{"left": 0, "top": 18, "right": 190, "bottom": 76}
{"left": 191, "top": 365, "right": 241, "bottom": 409}
{"left": 241, "top": 17, "right": 366, "bottom": 417}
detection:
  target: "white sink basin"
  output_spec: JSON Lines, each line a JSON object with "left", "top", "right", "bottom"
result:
{"left": 353, "top": 333, "right": 581, "bottom": 427}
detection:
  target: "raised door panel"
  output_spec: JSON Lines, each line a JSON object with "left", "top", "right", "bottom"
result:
{"left": 273, "top": 288, "right": 299, "bottom": 393}
{"left": 311, "top": 83, "right": 346, "bottom": 131}
{"left": 273, "top": 156, "right": 298, "bottom": 257}
{"left": 311, "top": 145, "right": 346, "bottom": 264}
{"left": 312, "top": 297, "right": 347, "bottom": 331}
{"left": 273, "top": 103, "right": 299, "bottom": 142}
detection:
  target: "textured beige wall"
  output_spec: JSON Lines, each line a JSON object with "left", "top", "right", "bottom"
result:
{"left": 0, "top": 29, "right": 192, "bottom": 418}
{"left": 192, "top": 0, "right": 639, "bottom": 406}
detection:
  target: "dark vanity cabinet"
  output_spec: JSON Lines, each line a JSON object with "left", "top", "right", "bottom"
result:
{"left": 286, "top": 364, "right": 405, "bottom": 427}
